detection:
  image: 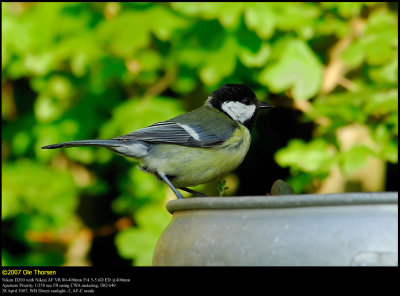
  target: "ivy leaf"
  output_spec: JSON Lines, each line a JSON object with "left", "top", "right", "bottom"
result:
{"left": 96, "top": 11, "right": 151, "bottom": 58}
{"left": 238, "top": 43, "right": 270, "bottom": 67}
{"left": 339, "top": 145, "right": 375, "bottom": 175}
{"left": 171, "top": 3, "right": 244, "bottom": 29}
{"left": 275, "top": 139, "right": 336, "bottom": 173}
{"left": 320, "top": 2, "right": 364, "bottom": 18}
{"left": 365, "top": 89, "right": 398, "bottom": 116}
{"left": 342, "top": 9, "right": 398, "bottom": 68}
{"left": 380, "top": 140, "right": 398, "bottom": 163}
{"left": 244, "top": 3, "right": 276, "bottom": 39}
{"left": 368, "top": 56, "right": 398, "bottom": 84}
{"left": 147, "top": 5, "right": 188, "bottom": 41}
{"left": 259, "top": 38, "right": 323, "bottom": 100}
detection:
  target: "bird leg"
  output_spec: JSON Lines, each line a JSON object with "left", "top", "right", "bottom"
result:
{"left": 156, "top": 172, "right": 184, "bottom": 199}
{"left": 179, "top": 187, "right": 207, "bottom": 197}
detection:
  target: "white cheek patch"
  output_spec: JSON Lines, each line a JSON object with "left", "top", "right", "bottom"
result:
{"left": 221, "top": 101, "right": 256, "bottom": 123}
{"left": 177, "top": 123, "right": 200, "bottom": 141}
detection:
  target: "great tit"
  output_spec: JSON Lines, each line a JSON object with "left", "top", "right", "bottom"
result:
{"left": 42, "top": 84, "right": 273, "bottom": 199}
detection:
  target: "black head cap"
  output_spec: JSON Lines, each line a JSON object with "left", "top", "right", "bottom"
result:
{"left": 207, "top": 84, "right": 273, "bottom": 129}
{"left": 208, "top": 84, "right": 257, "bottom": 107}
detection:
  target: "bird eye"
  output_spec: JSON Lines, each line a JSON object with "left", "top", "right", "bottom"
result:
{"left": 243, "top": 98, "right": 250, "bottom": 104}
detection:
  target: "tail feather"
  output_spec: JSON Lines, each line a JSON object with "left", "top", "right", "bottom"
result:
{"left": 41, "top": 139, "right": 123, "bottom": 149}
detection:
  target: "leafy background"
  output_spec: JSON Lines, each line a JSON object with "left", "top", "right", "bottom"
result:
{"left": 2, "top": 2, "right": 397, "bottom": 266}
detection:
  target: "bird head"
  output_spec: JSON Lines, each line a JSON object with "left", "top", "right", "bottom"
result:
{"left": 207, "top": 84, "right": 273, "bottom": 129}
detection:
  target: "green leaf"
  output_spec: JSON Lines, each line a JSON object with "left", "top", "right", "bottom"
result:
{"left": 217, "top": 3, "right": 244, "bottom": 28}
{"left": 2, "top": 159, "right": 78, "bottom": 224}
{"left": 368, "top": 56, "right": 398, "bottom": 84}
{"left": 128, "top": 167, "right": 165, "bottom": 201}
{"left": 135, "top": 50, "right": 162, "bottom": 72}
{"left": 238, "top": 42, "right": 271, "bottom": 68}
{"left": 274, "top": 3, "right": 320, "bottom": 38}
{"left": 217, "top": 180, "right": 229, "bottom": 197}
{"left": 342, "top": 9, "right": 398, "bottom": 68}
{"left": 286, "top": 173, "right": 316, "bottom": 194}
{"left": 65, "top": 147, "right": 96, "bottom": 164}
{"left": 115, "top": 227, "right": 157, "bottom": 266}
{"left": 115, "top": 203, "right": 171, "bottom": 266}
{"left": 380, "top": 140, "right": 398, "bottom": 163}
{"left": 171, "top": 2, "right": 244, "bottom": 29}
{"left": 310, "top": 88, "right": 383, "bottom": 125}
{"left": 172, "top": 67, "right": 198, "bottom": 94}
{"left": 96, "top": 11, "right": 151, "bottom": 58}
{"left": 99, "top": 96, "right": 185, "bottom": 139}
{"left": 11, "top": 131, "right": 31, "bottom": 156}
{"left": 321, "top": 2, "right": 364, "bottom": 18}
{"left": 199, "top": 36, "right": 237, "bottom": 85}
{"left": 275, "top": 139, "right": 336, "bottom": 173}
{"left": 244, "top": 3, "right": 276, "bottom": 39}
{"left": 339, "top": 145, "right": 375, "bottom": 175}
{"left": 148, "top": 5, "right": 188, "bottom": 41}
{"left": 372, "top": 125, "right": 398, "bottom": 163}
{"left": 365, "top": 89, "right": 398, "bottom": 115}
{"left": 341, "top": 39, "right": 365, "bottom": 69}
{"left": 259, "top": 38, "right": 323, "bottom": 100}
{"left": 386, "top": 112, "right": 398, "bottom": 135}
{"left": 270, "top": 179, "right": 295, "bottom": 195}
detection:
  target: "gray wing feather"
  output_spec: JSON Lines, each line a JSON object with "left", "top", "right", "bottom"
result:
{"left": 112, "top": 120, "right": 225, "bottom": 147}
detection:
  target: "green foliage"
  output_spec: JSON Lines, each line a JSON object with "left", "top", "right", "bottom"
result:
{"left": 2, "top": 159, "right": 78, "bottom": 222}
{"left": 2, "top": 159, "right": 78, "bottom": 266}
{"left": 2, "top": 2, "right": 397, "bottom": 266}
{"left": 339, "top": 145, "right": 376, "bottom": 175}
{"left": 115, "top": 202, "right": 171, "bottom": 266}
{"left": 342, "top": 9, "right": 398, "bottom": 68}
{"left": 275, "top": 139, "right": 336, "bottom": 174}
{"left": 259, "top": 38, "right": 323, "bottom": 100}
{"left": 271, "top": 4, "right": 398, "bottom": 193}
{"left": 217, "top": 180, "right": 229, "bottom": 197}
{"left": 100, "top": 96, "right": 184, "bottom": 138}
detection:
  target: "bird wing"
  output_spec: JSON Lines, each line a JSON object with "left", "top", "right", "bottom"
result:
{"left": 112, "top": 120, "right": 229, "bottom": 148}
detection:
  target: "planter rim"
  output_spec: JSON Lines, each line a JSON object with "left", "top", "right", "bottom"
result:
{"left": 166, "top": 192, "right": 398, "bottom": 214}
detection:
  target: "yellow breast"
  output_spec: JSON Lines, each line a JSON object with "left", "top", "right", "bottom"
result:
{"left": 142, "top": 124, "right": 251, "bottom": 188}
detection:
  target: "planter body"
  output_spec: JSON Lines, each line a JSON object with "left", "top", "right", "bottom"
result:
{"left": 153, "top": 193, "right": 398, "bottom": 266}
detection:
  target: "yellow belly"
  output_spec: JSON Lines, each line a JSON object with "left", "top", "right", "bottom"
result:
{"left": 142, "top": 125, "right": 251, "bottom": 187}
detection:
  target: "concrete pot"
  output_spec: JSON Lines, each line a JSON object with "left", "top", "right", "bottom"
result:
{"left": 153, "top": 192, "right": 398, "bottom": 266}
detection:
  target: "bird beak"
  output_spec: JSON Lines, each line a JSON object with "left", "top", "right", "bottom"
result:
{"left": 257, "top": 101, "right": 274, "bottom": 110}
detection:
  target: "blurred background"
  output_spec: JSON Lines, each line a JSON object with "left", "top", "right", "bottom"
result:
{"left": 2, "top": 2, "right": 398, "bottom": 266}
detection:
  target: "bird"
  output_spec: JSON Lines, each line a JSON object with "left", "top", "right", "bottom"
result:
{"left": 42, "top": 84, "right": 273, "bottom": 199}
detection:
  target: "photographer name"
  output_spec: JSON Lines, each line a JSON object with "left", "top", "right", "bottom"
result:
{"left": 2, "top": 269, "right": 56, "bottom": 276}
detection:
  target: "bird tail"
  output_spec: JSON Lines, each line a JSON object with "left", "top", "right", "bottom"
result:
{"left": 41, "top": 139, "right": 123, "bottom": 149}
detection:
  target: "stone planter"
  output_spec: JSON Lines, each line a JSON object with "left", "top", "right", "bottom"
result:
{"left": 153, "top": 192, "right": 398, "bottom": 266}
